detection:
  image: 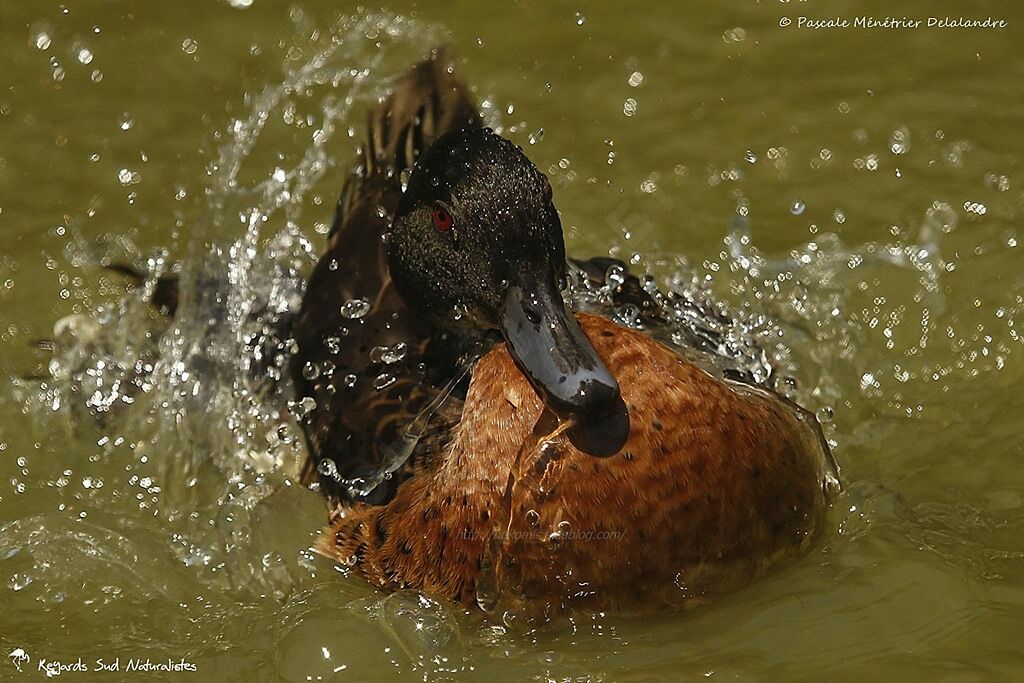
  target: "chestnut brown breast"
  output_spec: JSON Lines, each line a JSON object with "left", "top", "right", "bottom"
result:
{"left": 317, "top": 313, "right": 834, "bottom": 612}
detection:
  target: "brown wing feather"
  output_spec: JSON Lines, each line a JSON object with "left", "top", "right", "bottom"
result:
{"left": 292, "top": 49, "right": 481, "bottom": 508}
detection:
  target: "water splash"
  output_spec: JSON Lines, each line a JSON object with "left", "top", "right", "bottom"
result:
{"left": 23, "top": 12, "right": 447, "bottom": 603}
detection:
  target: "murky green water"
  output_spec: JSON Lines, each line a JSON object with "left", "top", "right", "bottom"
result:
{"left": 2, "top": 1, "right": 1023, "bottom": 680}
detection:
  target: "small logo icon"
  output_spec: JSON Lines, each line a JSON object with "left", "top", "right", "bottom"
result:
{"left": 8, "top": 648, "right": 30, "bottom": 672}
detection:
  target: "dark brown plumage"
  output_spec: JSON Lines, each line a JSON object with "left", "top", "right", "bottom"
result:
{"left": 290, "top": 50, "right": 480, "bottom": 506}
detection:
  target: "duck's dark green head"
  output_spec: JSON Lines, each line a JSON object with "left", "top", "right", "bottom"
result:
{"left": 388, "top": 127, "right": 627, "bottom": 453}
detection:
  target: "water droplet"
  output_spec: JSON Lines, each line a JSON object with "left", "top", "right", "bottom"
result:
{"left": 722, "top": 27, "right": 747, "bottom": 43}
{"left": 985, "top": 173, "right": 1011, "bottom": 192}
{"left": 778, "top": 375, "right": 799, "bottom": 398}
{"left": 117, "top": 168, "right": 140, "bottom": 186}
{"left": 790, "top": 200, "right": 806, "bottom": 216}
{"left": 575, "top": 12, "right": 585, "bottom": 26}
{"left": 290, "top": 396, "right": 317, "bottom": 419}
{"left": 370, "top": 342, "right": 407, "bottom": 365}
{"left": 340, "top": 298, "right": 371, "bottom": 319}
{"left": 76, "top": 47, "right": 94, "bottom": 65}
{"left": 623, "top": 98, "right": 638, "bottom": 117}
{"left": 616, "top": 303, "right": 641, "bottom": 327}
{"left": 889, "top": 125, "right": 910, "bottom": 155}
{"left": 8, "top": 573, "right": 33, "bottom": 592}
{"left": 373, "top": 373, "right": 396, "bottom": 390}
{"left": 317, "top": 459, "right": 339, "bottom": 480}
{"left": 34, "top": 31, "right": 52, "bottom": 51}
{"left": 528, "top": 128, "right": 544, "bottom": 145}
{"left": 744, "top": 150, "right": 757, "bottom": 164}
{"left": 301, "top": 362, "right": 320, "bottom": 380}
{"left": 963, "top": 201, "right": 987, "bottom": 216}
{"left": 627, "top": 71, "right": 644, "bottom": 87}
{"left": 525, "top": 509, "right": 540, "bottom": 527}
{"left": 605, "top": 264, "right": 626, "bottom": 288}
{"left": 181, "top": 38, "right": 199, "bottom": 55}
{"left": 343, "top": 374, "right": 357, "bottom": 388}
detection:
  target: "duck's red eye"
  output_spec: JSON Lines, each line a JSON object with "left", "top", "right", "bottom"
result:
{"left": 432, "top": 207, "right": 453, "bottom": 232}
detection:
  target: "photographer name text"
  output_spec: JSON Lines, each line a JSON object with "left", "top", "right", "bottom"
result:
{"left": 782, "top": 16, "right": 1007, "bottom": 30}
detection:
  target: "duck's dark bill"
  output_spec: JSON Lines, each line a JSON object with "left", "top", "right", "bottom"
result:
{"left": 499, "top": 275, "right": 629, "bottom": 456}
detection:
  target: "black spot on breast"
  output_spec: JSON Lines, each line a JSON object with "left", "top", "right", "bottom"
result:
{"left": 374, "top": 515, "right": 389, "bottom": 541}
{"left": 652, "top": 419, "right": 664, "bottom": 432}
{"left": 601, "top": 330, "right": 615, "bottom": 338}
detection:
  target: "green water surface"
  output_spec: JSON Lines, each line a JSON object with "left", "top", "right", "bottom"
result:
{"left": 1, "top": 1, "right": 1023, "bottom": 681}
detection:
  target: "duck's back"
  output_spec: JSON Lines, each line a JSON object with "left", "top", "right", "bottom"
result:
{"left": 318, "top": 313, "right": 835, "bottom": 611}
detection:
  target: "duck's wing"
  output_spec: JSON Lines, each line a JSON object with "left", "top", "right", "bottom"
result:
{"left": 292, "top": 49, "right": 481, "bottom": 509}
{"left": 570, "top": 257, "right": 660, "bottom": 314}
{"left": 319, "top": 48, "right": 480, "bottom": 302}
{"left": 102, "top": 263, "right": 181, "bottom": 316}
